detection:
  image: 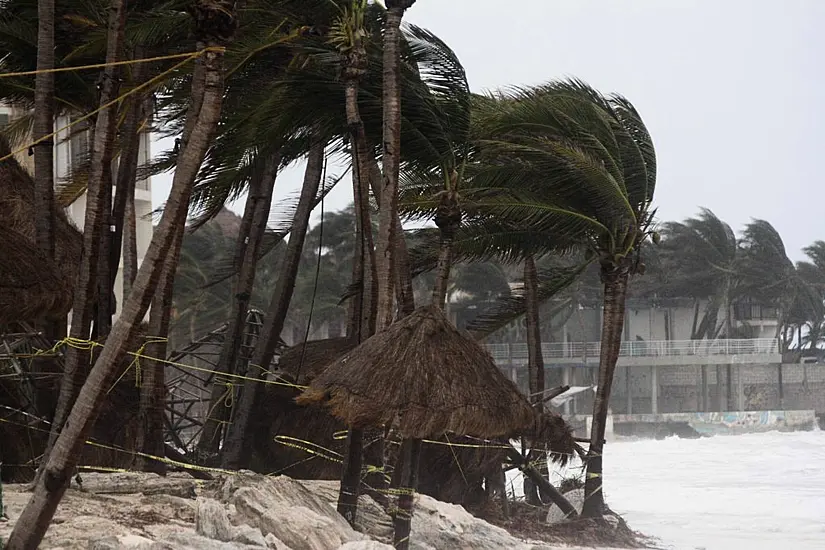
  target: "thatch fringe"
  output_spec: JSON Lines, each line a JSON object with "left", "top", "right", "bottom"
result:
{"left": 0, "top": 135, "right": 82, "bottom": 325}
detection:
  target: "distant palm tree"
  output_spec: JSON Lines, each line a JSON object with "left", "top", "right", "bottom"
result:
{"left": 659, "top": 209, "right": 739, "bottom": 340}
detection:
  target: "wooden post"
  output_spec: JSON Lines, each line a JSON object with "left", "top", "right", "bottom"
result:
{"left": 777, "top": 363, "right": 784, "bottom": 409}
{"left": 392, "top": 438, "right": 422, "bottom": 550}
{"left": 625, "top": 365, "right": 633, "bottom": 415}
{"left": 562, "top": 366, "right": 571, "bottom": 415}
{"left": 701, "top": 365, "right": 709, "bottom": 412}
{"left": 651, "top": 365, "right": 658, "bottom": 415}
{"left": 737, "top": 364, "right": 745, "bottom": 412}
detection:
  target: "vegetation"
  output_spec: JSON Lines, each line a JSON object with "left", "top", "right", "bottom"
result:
{"left": 0, "top": 0, "right": 820, "bottom": 548}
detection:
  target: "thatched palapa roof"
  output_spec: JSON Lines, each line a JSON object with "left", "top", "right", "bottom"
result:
{"left": 0, "top": 225, "right": 73, "bottom": 326}
{"left": 297, "top": 305, "right": 536, "bottom": 439}
{"left": 276, "top": 337, "right": 356, "bottom": 385}
{"left": 0, "top": 136, "right": 82, "bottom": 325}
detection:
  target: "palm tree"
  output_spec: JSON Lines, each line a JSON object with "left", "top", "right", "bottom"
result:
{"left": 792, "top": 241, "right": 825, "bottom": 354}
{"left": 43, "top": 0, "right": 129, "bottom": 472}
{"left": 466, "top": 80, "right": 657, "bottom": 518}
{"left": 375, "top": 0, "right": 417, "bottom": 332}
{"left": 736, "top": 219, "right": 795, "bottom": 337}
{"left": 195, "top": 150, "right": 282, "bottom": 458}
{"left": 4, "top": 2, "right": 237, "bottom": 546}
{"left": 221, "top": 138, "right": 326, "bottom": 469}
{"left": 659, "top": 209, "right": 739, "bottom": 341}
{"left": 33, "top": 0, "right": 55, "bottom": 278}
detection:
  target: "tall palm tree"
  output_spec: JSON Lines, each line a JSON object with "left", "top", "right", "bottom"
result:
{"left": 221, "top": 138, "right": 326, "bottom": 469}
{"left": 33, "top": 0, "right": 55, "bottom": 275}
{"left": 4, "top": 2, "right": 237, "bottom": 547}
{"left": 466, "top": 80, "right": 657, "bottom": 518}
{"left": 375, "top": 0, "right": 417, "bottom": 332}
{"left": 43, "top": 0, "right": 129, "bottom": 471}
{"left": 195, "top": 150, "right": 281, "bottom": 458}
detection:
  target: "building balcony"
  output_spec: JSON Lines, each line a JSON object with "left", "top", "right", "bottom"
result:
{"left": 485, "top": 338, "right": 782, "bottom": 368}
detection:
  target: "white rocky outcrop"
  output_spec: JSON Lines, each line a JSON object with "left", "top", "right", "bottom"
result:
{"left": 0, "top": 472, "right": 635, "bottom": 549}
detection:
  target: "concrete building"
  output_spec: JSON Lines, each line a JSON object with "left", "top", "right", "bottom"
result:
{"left": 0, "top": 103, "right": 154, "bottom": 320}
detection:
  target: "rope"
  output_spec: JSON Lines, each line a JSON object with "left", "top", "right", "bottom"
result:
{"left": 0, "top": 47, "right": 217, "bottom": 164}
{"left": 294, "top": 154, "right": 327, "bottom": 383}
{"left": 21, "top": 336, "right": 308, "bottom": 391}
{"left": 0, "top": 48, "right": 225, "bottom": 79}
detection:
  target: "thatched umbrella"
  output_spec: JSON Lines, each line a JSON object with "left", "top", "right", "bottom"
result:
{"left": 297, "top": 305, "right": 535, "bottom": 438}
{"left": 256, "top": 337, "right": 576, "bottom": 509}
{"left": 0, "top": 136, "right": 82, "bottom": 326}
{"left": 244, "top": 338, "right": 355, "bottom": 479}
{"left": 277, "top": 337, "right": 356, "bottom": 384}
{"left": 298, "top": 305, "right": 541, "bottom": 545}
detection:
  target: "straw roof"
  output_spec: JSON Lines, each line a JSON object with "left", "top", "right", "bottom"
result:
{"left": 0, "top": 225, "right": 73, "bottom": 326}
{"left": 276, "top": 337, "right": 356, "bottom": 385}
{"left": 0, "top": 135, "right": 82, "bottom": 324}
{"left": 297, "top": 305, "right": 536, "bottom": 439}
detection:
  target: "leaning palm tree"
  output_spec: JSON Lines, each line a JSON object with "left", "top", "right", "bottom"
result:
{"left": 466, "top": 79, "right": 657, "bottom": 518}
{"left": 4, "top": 2, "right": 237, "bottom": 547}
{"left": 659, "top": 209, "right": 739, "bottom": 341}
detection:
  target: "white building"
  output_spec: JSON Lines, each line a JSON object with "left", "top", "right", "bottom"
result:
{"left": 0, "top": 103, "right": 154, "bottom": 320}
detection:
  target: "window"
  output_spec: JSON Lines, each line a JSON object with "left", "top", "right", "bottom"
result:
{"left": 70, "top": 118, "right": 90, "bottom": 170}
{"left": 734, "top": 300, "right": 778, "bottom": 321}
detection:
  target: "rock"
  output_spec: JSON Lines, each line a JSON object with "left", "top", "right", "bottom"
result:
{"left": 148, "top": 531, "right": 266, "bottom": 549}
{"left": 72, "top": 472, "right": 197, "bottom": 499}
{"left": 216, "top": 475, "right": 368, "bottom": 550}
{"left": 546, "top": 488, "right": 583, "bottom": 524}
{"left": 408, "top": 494, "right": 534, "bottom": 550}
{"left": 88, "top": 534, "right": 158, "bottom": 549}
{"left": 197, "top": 498, "right": 233, "bottom": 541}
{"left": 231, "top": 525, "right": 268, "bottom": 547}
{"left": 88, "top": 536, "right": 125, "bottom": 550}
{"left": 302, "top": 480, "right": 533, "bottom": 550}
{"left": 337, "top": 543, "right": 394, "bottom": 550}
{"left": 264, "top": 532, "right": 292, "bottom": 549}
{"left": 3, "top": 473, "right": 642, "bottom": 550}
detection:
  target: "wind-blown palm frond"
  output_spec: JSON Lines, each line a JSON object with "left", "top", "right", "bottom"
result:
{"left": 465, "top": 258, "right": 592, "bottom": 338}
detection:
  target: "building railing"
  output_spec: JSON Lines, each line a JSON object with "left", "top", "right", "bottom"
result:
{"left": 485, "top": 338, "right": 780, "bottom": 365}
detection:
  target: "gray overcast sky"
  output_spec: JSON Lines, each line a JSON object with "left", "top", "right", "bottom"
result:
{"left": 152, "top": 0, "right": 825, "bottom": 260}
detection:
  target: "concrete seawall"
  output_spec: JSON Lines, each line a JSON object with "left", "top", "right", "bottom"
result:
{"left": 574, "top": 410, "right": 818, "bottom": 440}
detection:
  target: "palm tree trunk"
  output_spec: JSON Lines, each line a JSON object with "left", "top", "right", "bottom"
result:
{"left": 346, "top": 77, "right": 378, "bottom": 339}
{"left": 34, "top": 0, "right": 62, "bottom": 341}
{"left": 196, "top": 150, "right": 280, "bottom": 458}
{"left": 582, "top": 263, "right": 630, "bottom": 518}
{"left": 375, "top": 0, "right": 414, "bottom": 333}
{"left": 430, "top": 224, "right": 454, "bottom": 310}
{"left": 123, "top": 187, "right": 138, "bottom": 298}
{"left": 4, "top": 14, "right": 232, "bottom": 545}
{"left": 95, "top": 167, "right": 115, "bottom": 335}
{"left": 110, "top": 52, "right": 149, "bottom": 307}
{"left": 220, "top": 139, "right": 325, "bottom": 470}
{"left": 43, "top": 0, "right": 128, "bottom": 470}
{"left": 368, "top": 154, "right": 414, "bottom": 318}
{"left": 523, "top": 254, "right": 545, "bottom": 506}
{"left": 338, "top": 24, "right": 383, "bottom": 522}
{"left": 525, "top": 255, "right": 545, "bottom": 402}
{"left": 33, "top": 0, "right": 55, "bottom": 278}
{"left": 379, "top": 5, "right": 417, "bottom": 544}
{"left": 134, "top": 224, "right": 185, "bottom": 474}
